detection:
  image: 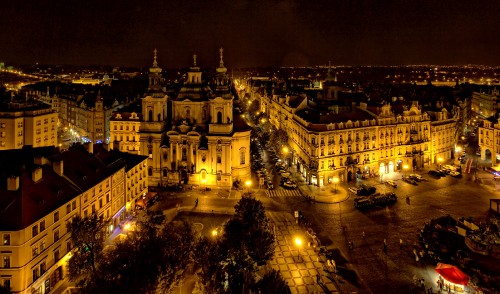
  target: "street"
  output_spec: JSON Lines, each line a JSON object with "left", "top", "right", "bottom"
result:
{"left": 155, "top": 164, "right": 499, "bottom": 293}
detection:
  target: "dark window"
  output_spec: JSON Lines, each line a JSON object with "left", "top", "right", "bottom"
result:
{"left": 148, "top": 168, "right": 153, "bottom": 176}
{"left": 217, "top": 111, "right": 222, "bottom": 124}
{"left": 40, "top": 220, "right": 45, "bottom": 232}
{"left": 54, "top": 211, "right": 59, "bottom": 222}
{"left": 148, "top": 110, "right": 153, "bottom": 122}
{"left": 32, "top": 225, "right": 38, "bottom": 237}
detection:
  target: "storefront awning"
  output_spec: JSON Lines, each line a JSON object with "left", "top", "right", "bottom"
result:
{"left": 435, "top": 263, "right": 469, "bottom": 285}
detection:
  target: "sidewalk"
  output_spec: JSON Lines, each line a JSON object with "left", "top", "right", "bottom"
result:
{"left": 267, "top": 212, "right": 343, "bottom": 294}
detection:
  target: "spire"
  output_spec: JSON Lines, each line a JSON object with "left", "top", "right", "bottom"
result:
{"left": 327, "top": 60, "right": 334, "bottom": 81}
{"left": 153, "top": 48, "right": 158, "bottom": 67}
{"left": 219, "top": 47, "right": 224, "bottom": 68}
{"left": 193, "top": 54, "right": 197, "bottom": 67}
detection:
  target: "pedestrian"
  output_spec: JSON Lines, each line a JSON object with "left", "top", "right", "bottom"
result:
{"left": 400, "top": 238, "right": 403, "bottom": 249}
{"left": 362, "top": 231, "right": 365, "bottom": 239}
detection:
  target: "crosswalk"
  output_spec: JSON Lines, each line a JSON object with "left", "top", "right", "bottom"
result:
{"left": 265, "top": 189, "right": 303, "bottom": 198}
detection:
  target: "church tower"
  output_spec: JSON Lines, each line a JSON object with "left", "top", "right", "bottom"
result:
{"left": 139, "top": 49, "right": 169, "bottom": 186}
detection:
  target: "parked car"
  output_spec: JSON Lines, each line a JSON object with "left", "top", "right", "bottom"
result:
{"left": 385, "top": 180, "right": 397, "bottom": 188}
{"left": 283, "top": 181, "right": 297, "bottom": 189}
{"left": 428, "top": 170, "right": 442, "bottom": 177}
{"left": 449, "top": 171, "right": 462, "bottom": 177}
{"left": 348, "top": 187, "right": 360, "bottom": 194}
{"left": 402, "top": 176, "right": 417, "bottom": 185}
{"left": 409, "top": 174, "right": 424, "bottom": 181}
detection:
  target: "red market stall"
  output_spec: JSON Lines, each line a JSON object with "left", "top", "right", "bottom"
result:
{"left": 435, "top": 263, "right": 469, "bottom": 292}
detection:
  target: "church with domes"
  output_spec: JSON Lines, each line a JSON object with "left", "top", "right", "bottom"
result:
{"left": 112, "top": 49, "right": 251, "bottom": 188}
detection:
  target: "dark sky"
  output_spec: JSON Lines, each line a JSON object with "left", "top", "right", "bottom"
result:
{"left": 1, "top": 0, "right": 499, "bottom": 68}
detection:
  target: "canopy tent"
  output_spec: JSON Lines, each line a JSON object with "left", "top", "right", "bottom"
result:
{"left": 435, "top": 263, "right": 469, "bottom": 285}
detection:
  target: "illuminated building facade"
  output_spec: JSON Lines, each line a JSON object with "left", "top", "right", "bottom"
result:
{"left": 471, "top": 88, "right": 500, "bottom": 118}
{"left": 109, "top": 104, "right": 142, "bottom": 154}
{"left": 478, "top": 119, "right": 500, "bottom": 165}
{"left": 52, "top": 93, "right": 121, "bottom": 143}
{"left": 0, "top": 144, "right": 146, "bottom": 293}
{"left": 0, "top": 101, "right": 58, "bottom": 150}
{"left": 256, "top": 82, "right": 458, "bottom": 186}
{"left": 114, "top": 49, "right": 251, "bottom": 188}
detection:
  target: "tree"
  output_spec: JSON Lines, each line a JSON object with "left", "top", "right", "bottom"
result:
{"left": 66, "top": 214, "right": 106, "bottom": 285}
{"left": 253, "top": 269, "right": 290, "bottom": 294}
{"left": 77, "top": 212, "right": 195, "bottom": 294}
{"left": 269, "top": 128, "right": 289, "bottom": 153}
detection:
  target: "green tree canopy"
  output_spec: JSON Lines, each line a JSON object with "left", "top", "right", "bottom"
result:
{"left": 66, "top": 214, "right": 106, "bottom": 284}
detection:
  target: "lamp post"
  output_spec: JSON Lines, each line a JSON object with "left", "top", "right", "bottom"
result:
{"left": 294, "top": 237, "right": 302, "bottom": 261}
{"left": 202, "top": 179, "right": 207, "bottom": 192}
{"left": 282, "top": 147, "right": 289, "bottom": 167}
{"left": 333, "top": 177, "right": 339, "bottom": 193}
{"left": 437, "top": 157, "right": 443, "bottom": 170}
{"left": 245, "top": 180, "right": 252, "bottom": 194}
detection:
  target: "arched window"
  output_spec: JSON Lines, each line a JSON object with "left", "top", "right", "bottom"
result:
{"left": 239, "top": 148, "right": 246, "bottom": 165}
{"left": 148, "top": 110, "right": 153, "bottom": 122}
{"left": 157, "top": 113, "right": 161, "bottom": 121}
{"left": 148, "top": 167, "right": 153, "bottom": 176}
{"left": 217, "top": 111, "right": 222, "bottom": 124}
{"left": 163, "top": 169, "right": 168, "bottom": 177}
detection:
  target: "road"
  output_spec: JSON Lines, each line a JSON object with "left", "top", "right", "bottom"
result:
{"left": 156, "top": 165, "right": 499, "bottom": 293}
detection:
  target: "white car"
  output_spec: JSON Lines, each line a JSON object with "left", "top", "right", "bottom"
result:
{"left": 283, "top": 181, "right": 297, "bottom": 189}
{"left": 409, "top": 174, "right": 424, "bottom": 181}
{"left": 449, "top": 171, "right": 462, "bottom": 177}
{"left": 348, "top": 187, "right": 359, "bottom": 194}
{"left": 385, "top": 180, "right": 397, "bottom": 188}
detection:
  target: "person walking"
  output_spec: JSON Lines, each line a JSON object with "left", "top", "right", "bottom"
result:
{"left": 383, "top": 238, "right": 387, "bottom": 253}
{"left": 400, "top": 238, "right": 403, "bottom": 249}
{"left": 362, "top": 231, "right": 365, "bottom": 239}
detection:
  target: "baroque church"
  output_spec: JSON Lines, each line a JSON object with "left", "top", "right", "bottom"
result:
{"left": 136, "top": 49, "right": 251, "bottom": 188}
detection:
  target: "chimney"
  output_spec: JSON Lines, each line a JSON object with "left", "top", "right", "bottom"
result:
{"left": 32, "top": 167, "right": 43, "bottom": 182}
{"left": 53, "top": 160, "right": 63, "bottom": 176}
{"left": 7, "top": 176, "right": 20, "bottom": 191}
{"left": 84, "top": 142, "right": 94, "bottom": 154}
{"left": 34, "top": 156, "right": 49, "bottom": 165}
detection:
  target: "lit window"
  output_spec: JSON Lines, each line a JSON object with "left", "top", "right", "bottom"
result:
{"left": 3, "top": 234, "right": 10, "bottom": 246}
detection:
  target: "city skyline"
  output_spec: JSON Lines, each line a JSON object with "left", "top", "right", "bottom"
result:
{"left": 1, "top": 0, "right": 500, "bottom": 68}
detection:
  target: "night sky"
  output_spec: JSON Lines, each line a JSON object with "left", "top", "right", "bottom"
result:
{"left": 1, "top": 0, "right": 499, "bottom": 68}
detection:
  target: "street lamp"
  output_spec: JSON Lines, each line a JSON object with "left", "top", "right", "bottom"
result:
{"left": 211, "top": 229, "right": 218, "bottom": 238}
{"left": 294, "top": 237, "right": 302, "bottom": 260}
{"left": 245, "top": 180, "right": 252, "bottom": 193}
{"left": 333, "top": 177, "right": 339, "bottom": 193}
{"left": 403, "top": 164, "right": 409, "bottom": 177}
{"left": 201, "top": 179, "right": 207, "bottom": 192}
{"left": 437, "top": 157, "right": 443, "bottom": 169}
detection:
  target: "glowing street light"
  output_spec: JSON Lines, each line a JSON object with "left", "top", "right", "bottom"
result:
{"left": 245, "top": 180, "right": 252, "bottom": 193}
{"left": 333, "top": 177, "right": 339, "bottom": 193}
{"left": 201, "top": 178, "right": 207, "bottom": 192}
{"left": 294, "top": 237, "right": 303, "bottom": 260}
{"left": 211, "top": 229, "right": 218, "bottom": 237}
{"left": 437, "top": 157, "right": 443, "bottom": 169}
{"left": 403, "top": 164, "right": 409, "bottom": 177}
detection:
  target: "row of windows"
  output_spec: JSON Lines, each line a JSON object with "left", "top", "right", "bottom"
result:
{"left": 113, "top": 124, "right": 137, "bottom": 131}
